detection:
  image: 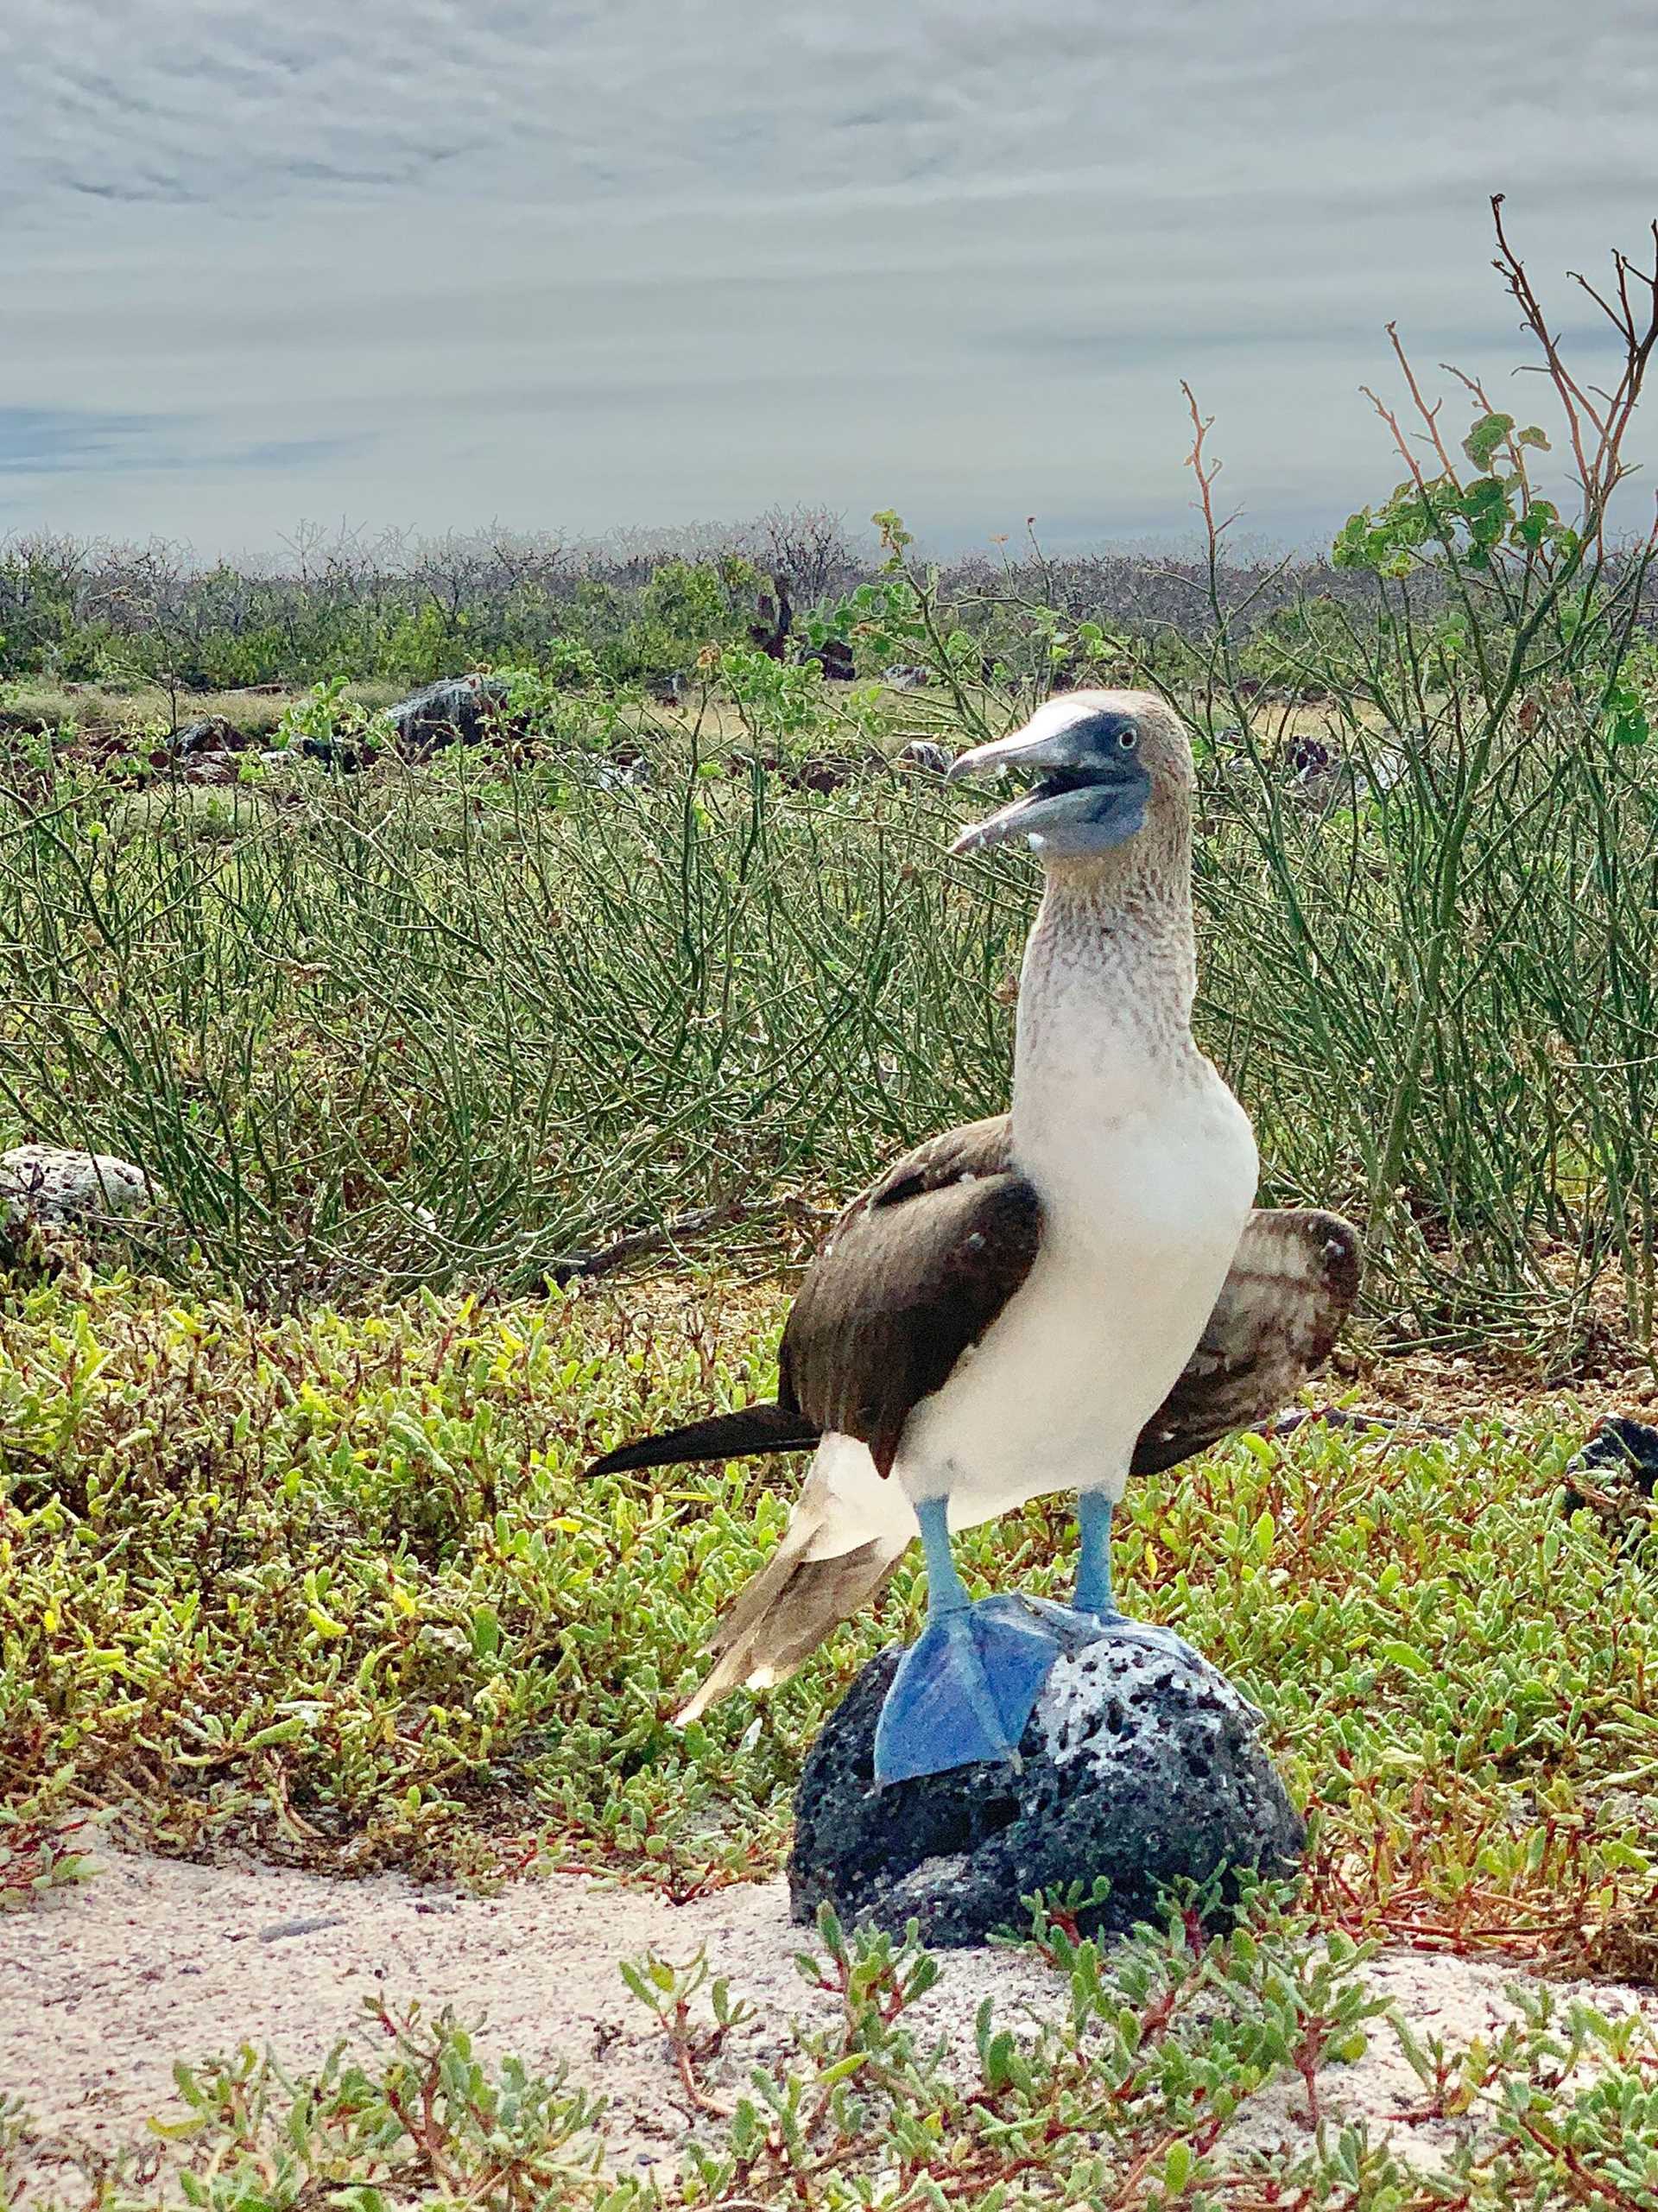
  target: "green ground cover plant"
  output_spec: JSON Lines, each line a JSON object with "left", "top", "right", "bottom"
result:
{"left": 4, "top": 1270, "right": 1655, "bottom": 1959}
{"left": 6, "top": 1263, "right": 1658, "bottom": 2203}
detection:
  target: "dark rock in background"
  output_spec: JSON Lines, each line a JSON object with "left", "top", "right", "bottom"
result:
{"left": 173, "top": 716, "right": 252, "bottom": 757}
{"left": 790, "top": 1633, "right": 1302, "bottom": 1949}
{"left": 298, "top": 735, "right": 374, "bottom": 770}
{"left": 385, "top": 675, "right": 515, "bottom": 756}
{"left": 1568, "top": 1415, "right": 1658, "bottom": 1498}
{"left": 801, "top": 638, "right": 857, "bottom": 681}
{"left": 1564, "top": 1416, "right": 1658, "bottom": 1547}
{"left": 153, "top": 717, "right": 259, "bottom": 780}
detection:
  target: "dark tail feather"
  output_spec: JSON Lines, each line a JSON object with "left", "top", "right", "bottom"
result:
{"left": 587, "top": 1402, "right": 821, "bottom": 1478}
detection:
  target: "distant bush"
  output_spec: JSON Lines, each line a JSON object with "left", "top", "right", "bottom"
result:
{"left": 0, "top": 509, "right": 1481, "bottom": 705}
{"left": 0, "top": 515, "right": 846, "bottom": 695}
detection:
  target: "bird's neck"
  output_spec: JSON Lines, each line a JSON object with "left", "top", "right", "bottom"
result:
{"left": 1011, "top": 820, "right": 1200, "bottom": 1130}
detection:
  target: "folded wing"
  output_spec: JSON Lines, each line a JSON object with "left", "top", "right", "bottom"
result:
{"left": 779, "top": 1115, "right": 1041, "bottom": 1477}
{"left": 1130, "top": 1207, "right": 1362, "bottom": 1478}
{"left": 587, "top": 1114, "right": 1038, "bottom": 1481}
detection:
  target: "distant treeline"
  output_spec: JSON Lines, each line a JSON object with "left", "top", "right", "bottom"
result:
{"left": 0, "top": 505, "right": 1428, "bottom": 695}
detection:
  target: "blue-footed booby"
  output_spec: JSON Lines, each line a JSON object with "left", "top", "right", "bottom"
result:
{"left": 591, "top": 690, "right": 1361, "bottom": 1786}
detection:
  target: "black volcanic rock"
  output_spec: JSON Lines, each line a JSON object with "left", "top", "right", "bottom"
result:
{"left": 1563, "top": 1415, "right": 1658, "bottom": 1546}
{"left": 790, "top": 1631, "right": 1303, "bottom": 1949}
{"left": 1568, "top": 1415, "right": 1658, "bottom": 1499}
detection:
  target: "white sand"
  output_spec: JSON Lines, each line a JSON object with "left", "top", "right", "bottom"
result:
{"left": 6, "top": 1847, "right": 1653, "bottom": 2192}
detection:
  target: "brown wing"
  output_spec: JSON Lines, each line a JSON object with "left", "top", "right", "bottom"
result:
{"left": 1130, "top": 1207, "right": 1362, "bottom": 1478}
{"left": 779, "top": 1114, "right": 1039, "bottom": 1478}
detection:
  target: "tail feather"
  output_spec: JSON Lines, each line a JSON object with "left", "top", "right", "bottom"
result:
{"left": 593, "top": 1409, "right": 904, "bottom": 1721}
{"left": 587, "top": 1401, "right": 820, "bottom": 1478}
{"left": 675, "top": 1531, "right": 908, "bottom": 1723}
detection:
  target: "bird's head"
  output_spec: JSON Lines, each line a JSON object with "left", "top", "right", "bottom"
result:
{"left": 946, "top": 689, "right": 1193, "bottom": 862}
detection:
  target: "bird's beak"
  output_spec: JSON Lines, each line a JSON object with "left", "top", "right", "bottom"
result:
{"left": 946, "top": 709, "right": 1151, "bottom": 858}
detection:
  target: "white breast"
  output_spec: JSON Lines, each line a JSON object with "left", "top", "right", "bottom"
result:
{"left": 897, "top": 1056, "right": 1257, "bottom": 1525}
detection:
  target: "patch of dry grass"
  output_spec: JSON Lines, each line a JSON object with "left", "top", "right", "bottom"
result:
{"left": 0, "top": 678, "right": 407, "bottom": 741}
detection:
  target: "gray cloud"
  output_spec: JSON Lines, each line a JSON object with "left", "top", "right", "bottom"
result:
{"left": 0, "top": 408, "right": 370, "bottom": 481}
{"left": 0, "top": 408, "right": 181, "bottom": 475}
{"left": 2, "top": 0, "right": 1655, "bottom": 553}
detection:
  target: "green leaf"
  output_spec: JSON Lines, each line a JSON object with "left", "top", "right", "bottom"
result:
{"left": 819, "top": 2052, "right": 870, "bottom": 2085}
{"left": 1605, "top": 685, "right": 1651, "bottom": 748}
{"left": 1462, "top": 412, "right": 1515, "bottom": 470}
{"left": 1457, "top": 475, "right": 1511, "bottom": 550}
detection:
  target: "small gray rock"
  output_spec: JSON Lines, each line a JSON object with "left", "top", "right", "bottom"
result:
{"left": 256, "top": 1914, "right": 347, "bottom": 1943}
{"left": 895, "top": 739, "right": 952, "bottom": 775}
{"left": 0, "top": 1144, "right": 155, "bottom": 1228}
{"left": 592, "top": 754, "right": 653, "bottom": 792}
{"left": 883, "top": 664, "right": 932, "bottom": 691}
{"left": 789, "top": 1632, "right": 1302, "bottom": 1949}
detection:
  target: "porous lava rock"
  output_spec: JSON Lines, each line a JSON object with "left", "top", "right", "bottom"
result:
{"left": 1563, "top": 1415, "right": 1658, "bottom": 1546}
{"left": 790, "top": 1632, "right": 1303, "bottom": 1949}
{"left": 172, "top": 716, "right": 250, "bottom": 757}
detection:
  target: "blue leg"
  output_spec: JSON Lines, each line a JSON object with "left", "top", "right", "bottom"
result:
{"left": 1073, "top": 1490, "right": 1117, "bottom": 1617}
{"left": 916, "top": 1495, "right": 970, "bottom": 1612}
{"left": 873, "top": 1499, "right": 1070, "bottom": 1789}
{"left": 1065, "top": 1488, "right": 1210, "bottom": 1673}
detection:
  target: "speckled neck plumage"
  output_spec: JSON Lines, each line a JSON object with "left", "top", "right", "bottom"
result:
{"left": 1013, "top": 792, "right": 1200, "bottom": 1097}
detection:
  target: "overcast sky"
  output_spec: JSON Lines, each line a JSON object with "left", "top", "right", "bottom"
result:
{"left": 3, "top": 0, "right": 1656, "bottom": 559}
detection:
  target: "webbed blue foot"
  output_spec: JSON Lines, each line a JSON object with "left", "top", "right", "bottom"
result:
{"left": 874, "top": 1497, "right": 1112, "bottom": 1790}
{"left": 1073, "top": 1607, "right": 1208, "bottom": 1670}
{"left": 872, "top": 1488, "right": 1246, "bottom": 1790}
{"left": 873, "top": 1593, "right": 1062, "bottom": 1787}
{"left": 1021, "top": 1590, "right": 1206, "bottom": 1668}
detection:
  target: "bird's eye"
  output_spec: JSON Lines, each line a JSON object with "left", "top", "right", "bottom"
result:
{"left": 1117, "top": 726, "right": 1139, "bottom": 751}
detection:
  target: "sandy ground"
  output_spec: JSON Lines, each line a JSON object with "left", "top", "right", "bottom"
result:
{"left": 7, "top": 1847, "right": 1656, "bottom": 2196}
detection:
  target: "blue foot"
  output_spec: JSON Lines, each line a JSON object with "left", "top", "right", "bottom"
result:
{"left": 1074, "top": 1607, "right": 1208, "bottom": 1671}
{"left": 873, "top": 1595, "right": 1067, "bottom": 1788}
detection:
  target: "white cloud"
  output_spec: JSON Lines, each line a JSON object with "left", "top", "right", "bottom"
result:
{"left": 3, "top": 0, "right": 1655, "bottom": 549}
